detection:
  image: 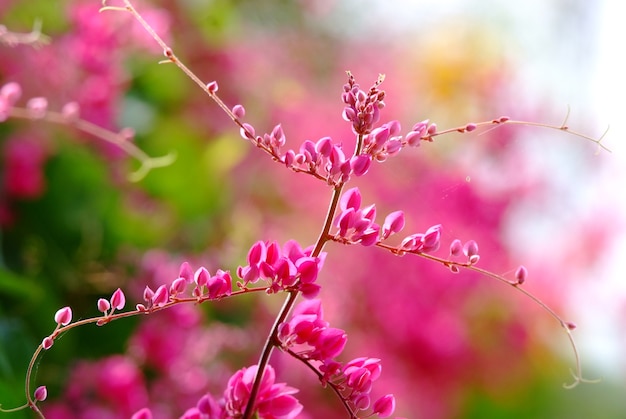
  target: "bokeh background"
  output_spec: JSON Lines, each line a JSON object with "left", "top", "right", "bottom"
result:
{"left": 1, "top": 0, "right": 625, "bottom": 418}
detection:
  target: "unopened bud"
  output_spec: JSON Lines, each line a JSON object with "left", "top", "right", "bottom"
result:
{"left": 514, "top": 265, "right": 528, "bottom": 285}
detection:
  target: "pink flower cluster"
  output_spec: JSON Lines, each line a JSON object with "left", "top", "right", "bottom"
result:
{"left": 173, "top": 364, "right": 302, "bottom": 419}
{"left": 333, "top": 187, "right": 450, "bottom": 258}
{"left": 236, "top": 239, "right": 325, "bottom": 299}
{"left": 278, "top": 299, "right": 395, "bottom": 417}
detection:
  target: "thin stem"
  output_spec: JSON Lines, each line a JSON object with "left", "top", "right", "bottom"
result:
{"left": 8, "top": 107, "right": 175, "bottom": 181}
{"left": 14, "top": 286, "right": 270, "bottom": 417}
{"left": 243, "top": 185, "right": 345, "bottom": 419}
{"left": 374, "top": 241, "right": 599, "bottom": 388}
{"left": 243, "top": 131, "right": 364, "bottom": 419}
{"left": 102, "top": 1, "right": 249, "bottom": 135}
{"left": 285, "top": 348, "right": 358, "bottom": 419}
{"left": 430, "top": 117, "right": 611, "bottom": 153}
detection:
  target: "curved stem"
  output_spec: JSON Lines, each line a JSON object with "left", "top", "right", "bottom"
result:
{"left": 374, "top": 241, "right": 599, "bottom": 388}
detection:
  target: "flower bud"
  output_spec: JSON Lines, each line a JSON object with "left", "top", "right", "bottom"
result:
{"left": 54, "top": 306, "right": 72, "bottom": 326}
{"left": 97, "top": 298, "right": 111, "bottom": 314}
{"left": 372, "top": 394, "right": 396, "bottom": 418}
{"left": 34, "top": 385, "right": 48, "bottom": 402}
{"left": 231, "top": 104, "right": 245, "bottom": 119}
{"left": 206, "top": 81, "right": 218, "bottom": 93}
{"left": 514, "top": 265, "right": 528, "bottom": 285}
{"left": 42, "top": 336, "right": 54, "bottom": 350}
{"left": 110, "top": 288, "right": 126, "bottom": 310}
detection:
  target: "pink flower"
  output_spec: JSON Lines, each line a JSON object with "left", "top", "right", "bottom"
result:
{"left": 224, "top": 365, "right": 302, "bottom": 419}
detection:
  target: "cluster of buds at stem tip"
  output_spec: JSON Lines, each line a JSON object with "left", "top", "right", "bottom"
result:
{"left": 232, "top": 74, "right": 436, "bottom": 187}
{"left": 278, "top": 299, "right": 396, "bottom": 417}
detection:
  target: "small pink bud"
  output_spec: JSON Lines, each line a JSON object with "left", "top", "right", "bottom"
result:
{"left": 412, "top": 119, "right": 429, "bottom": 132}
{"left": 463, "top": 240, "right": 479, "bottom": 258}
{"left": 34, "top": 385, "right": 48, "bottom": 402}
{"left": 449, "top": 239, "right": 463, "bottom": 256}
{"left": 339, "top": 187, "right": 362, "bottom": 211}
{"left": 231, "top": 104, "right": 245, "bottom": 119}
{"left": 499, "top": 116, "right": 510, "bottom": 123}
{"left": 404, "top": 130, "right": 422, "bottom": 147}
{"left": 170, "top": 277, "right": 188, "bottom": 295}
{"left": 351, "top": 155, "right": 371, "bottom": 177}
{"left": 427, "top": 122, "right": 437, "bottom": 135}
{"left": 372, "top": 394, "right": 396, "bottom": 418}
{"left": 1, "top": 82, "right": 22, "bottom": 104}
{"left": 514, "top": 265, "right": 528, "bottom": 285}
{"left": 353, "top": 393, "right": 370, "bottom": 410}
{"left": 240, "top": 123, "right": 255, "bottom": 140}
{"left": 143, "top": 285, "right": 155, "bottom": 302}
{"left": 566, "top": 321, "right": 577, "bottom": 330}
{"left": 384, "top": 138, "right": 403, "bottom": 155}
{"left": 179, "top": 261, "right": 194, "bottom": 283}
{"left": 465, "top": 123, "right": 477, "bottom": 132}
{"left": 42, "top": 336, "right": 54, "bottom": 350}
{"left": 283, "top": 149, "right": 295, "bottom": 167}
{"left": 449, "top": 264, "right": 460, "bottom": 273}
{"left": 152, "top": 285, "right": 169, "bottom": 307}
{"left": 422, "top": 224, "right": 442, "bottom": 252}
{"left": 194, "top": 267, "right": 211, "bottom": 287}
{"left": 469, "top": 254, "right": 480, "bottom": 264}
{"left": 381, "top": 210, "right": 405, "bottom": 239}
{"left": 97, "top": 298, "right": 110, "bottom": 314}
{"left": 61, "top": 101, "right": 80, "bottom": 121}
{"left": 54, "top": 306, "right": 72, "bottom": 326}
{"left": 26, "top": 97, "right": 48, "bottom": 119}
{"left": 247, "top": 241, "right": 266, "bottom": 266}
{"left": 316, "top": 136, "right": 334, "bottom": 157}
{"left": 110, "top": 288, "right": 126, "bottom": 310}
{"left": 206, "top": 81, "right": 218, "bottom": 93}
